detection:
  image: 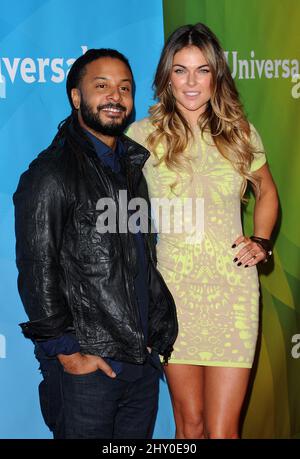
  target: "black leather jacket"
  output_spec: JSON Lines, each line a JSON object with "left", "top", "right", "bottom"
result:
{"left": 13, "top": 119, "right": 178, "bottom": 364}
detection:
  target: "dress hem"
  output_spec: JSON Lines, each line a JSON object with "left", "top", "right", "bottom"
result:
{"left": 165, "top": 359, "right": 252, "bottom": 368}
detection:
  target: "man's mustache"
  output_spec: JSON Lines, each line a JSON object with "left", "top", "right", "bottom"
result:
{"left": 97, "top": 103, "right": 126, "bottom": 112}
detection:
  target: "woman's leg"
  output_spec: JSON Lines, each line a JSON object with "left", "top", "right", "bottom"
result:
{"left": 203, "top": 366, "right": 251, "bottom": 439}
{"left": 164, "top": 364, "right": 205, "bottom": 439}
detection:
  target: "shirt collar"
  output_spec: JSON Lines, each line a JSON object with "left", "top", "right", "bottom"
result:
{"left": 84, "top": 129, "right": 125, "bottom": 173}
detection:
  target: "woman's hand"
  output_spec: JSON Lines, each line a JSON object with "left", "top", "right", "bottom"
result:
{"left": 232, "top": 235, "right": 266, "bottom": 267}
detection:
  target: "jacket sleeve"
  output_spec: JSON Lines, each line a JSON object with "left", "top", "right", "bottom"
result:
{"left": 13, "top": 161, "right": 73, "bottom": 340}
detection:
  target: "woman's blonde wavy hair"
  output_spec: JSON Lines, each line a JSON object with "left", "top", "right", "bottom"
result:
{"left": 147, "top": 23, "right": 260, "bottom": 198}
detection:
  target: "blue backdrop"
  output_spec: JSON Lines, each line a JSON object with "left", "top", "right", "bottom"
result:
{"left": 0, "top": 0, "right": 175, "bottom": 438}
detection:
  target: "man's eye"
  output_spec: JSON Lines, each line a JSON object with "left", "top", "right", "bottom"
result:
{"left": 96, "top": 84, "right": 106, "bottom": 88}
{"left": 121, "top": 86, "right": 130, "bottom": 92}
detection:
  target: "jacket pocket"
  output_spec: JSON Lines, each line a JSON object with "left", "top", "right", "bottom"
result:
{"left": 78, "top": 209, "right": 118, "bottom": 263}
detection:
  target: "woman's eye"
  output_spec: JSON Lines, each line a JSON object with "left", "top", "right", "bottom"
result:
{"left": 174, "top": 68, "right": 184, "bottom": 74}
{"left": 200, "top": 68, "right": 210, "bottom": 73}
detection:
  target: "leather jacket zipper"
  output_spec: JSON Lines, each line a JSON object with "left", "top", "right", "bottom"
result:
{"left": 88, "top": 155, "right": 145, "bottom": 362}
{"left": 125, "top": 165, "right": 146, "bottom": 360}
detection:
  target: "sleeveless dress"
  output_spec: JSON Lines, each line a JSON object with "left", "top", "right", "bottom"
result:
{"left": 127, "top": 119, "right": 267, "bottom": 368}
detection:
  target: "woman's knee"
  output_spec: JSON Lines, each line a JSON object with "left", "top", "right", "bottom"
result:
{"left": 204, "top": 427, "right": 239, "bottom": 439}
{"left": 175, "top": 411, "right": 205, "bottom": 439}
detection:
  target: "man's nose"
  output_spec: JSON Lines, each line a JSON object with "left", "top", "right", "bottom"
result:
{"left": 107, "top": 87, "right": 121, "bottom": 102}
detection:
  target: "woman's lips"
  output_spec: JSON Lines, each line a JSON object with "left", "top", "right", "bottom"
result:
{"left": 184, "top": 91, "right": 200, "bottom": 98}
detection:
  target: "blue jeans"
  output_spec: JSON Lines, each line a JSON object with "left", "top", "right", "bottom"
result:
{"left": 35, "top": 347, "right": 160, "bottom": 439}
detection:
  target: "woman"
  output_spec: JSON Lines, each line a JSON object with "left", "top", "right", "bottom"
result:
{"left": 127, "top": 23, "right": 278, "bottom": 439}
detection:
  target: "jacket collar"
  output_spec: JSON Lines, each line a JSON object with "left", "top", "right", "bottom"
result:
{"left": 120, "top": 134, "right": 150, "bottom": 170}
{"left": 67, "top": 117, "right": 150, "bottom": 171}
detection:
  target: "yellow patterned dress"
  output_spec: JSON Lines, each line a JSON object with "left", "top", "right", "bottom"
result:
{"left": 127, "top": 119, "right": 267, "bottom": 368}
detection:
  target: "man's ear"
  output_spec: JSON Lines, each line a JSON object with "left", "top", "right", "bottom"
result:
{"left": 71, "top": 88, "right": 81, "bottom": 110}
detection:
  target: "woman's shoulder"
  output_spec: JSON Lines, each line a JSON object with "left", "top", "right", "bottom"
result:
{"left": 129, "top": 117, "right": 153, "bottom": 130}
{"left": 248, "top": 123, "right": 263, "bottom": 147}
{"left": 126, "top": 117, "right": 155, "bottom": 146}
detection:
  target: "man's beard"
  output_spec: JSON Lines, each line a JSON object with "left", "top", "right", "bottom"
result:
{"left": 80, "top": 98, "right": 132, "bottom": 137}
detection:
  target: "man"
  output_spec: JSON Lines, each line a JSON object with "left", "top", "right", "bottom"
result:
{"left": 14, "top": 49, "right": 178, "bottom": 439}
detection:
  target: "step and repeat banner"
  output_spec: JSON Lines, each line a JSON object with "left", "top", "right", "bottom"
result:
{"left": 163, "top": 0, "right": 300, "bottom": 439}
{"left": 0, "top": 0, "right": 299, "bottom": 438}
